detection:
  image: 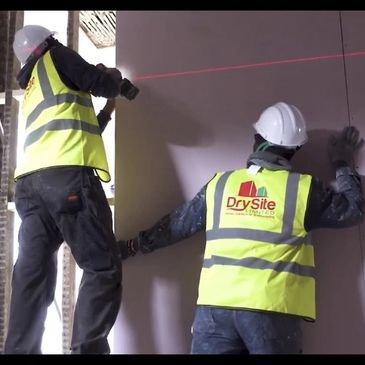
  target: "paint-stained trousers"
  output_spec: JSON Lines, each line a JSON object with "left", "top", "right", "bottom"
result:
{"left": 4, "top": 167, "right": 122, "bottom": 354}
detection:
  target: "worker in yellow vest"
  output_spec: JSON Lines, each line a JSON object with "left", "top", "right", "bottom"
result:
{"left": 5, "top": 25, "right": 123, "bottom": 354}
{"left": 119, "top": 102, "right": 364, "bottom": 354}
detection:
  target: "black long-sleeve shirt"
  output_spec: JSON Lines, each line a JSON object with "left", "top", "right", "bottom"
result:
{"left": 137, "top": 164, "right": 363, "bottom": 253}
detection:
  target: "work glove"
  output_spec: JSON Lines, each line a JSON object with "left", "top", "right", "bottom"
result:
{"left": 118, "top": 237, "right": 140, "bottom": 261}
{"left": 328, "top": 126, "right": 364, "bottom": 166}
{"left": 95, "top": 63, "right": 107, "bottom": 71}
{"left": 106, "top": 67, "right": 123, "bottom": 88}
{"left": 95, "top": 63, "right": 123, "bottom": 90}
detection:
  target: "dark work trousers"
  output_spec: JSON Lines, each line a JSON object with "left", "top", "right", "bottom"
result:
{"left": 4, "top": 167, "right": 122, "bottom": 354}
{"left": 191, "top": 306, "right": 303, "bottom": 354}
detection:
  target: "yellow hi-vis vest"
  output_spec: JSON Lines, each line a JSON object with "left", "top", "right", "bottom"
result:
{"left": 198, "top": 168, "right": 315, "bottom": 320}
{"left": 15, "top": 50, "right": 110, "bottom": 182}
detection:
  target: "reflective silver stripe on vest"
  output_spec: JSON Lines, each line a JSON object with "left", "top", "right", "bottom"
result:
{"left": 213, "top": 171, "right": 234, "bottom": 228}
{"left": 38, "top": 57, "right": 54, "bottom": 97}
{"left": 24, "top": 119, "right": 101, "bottom": 149}
{"left": 206, "top": 171, "right": 307, "bottom": 246}
{"left": 26, "top": 94, "right": 93, "bottom": 129}
{"left": 206, "top": 228, "right": 306, "bottom": 245}
{"left": 25, "top": 57, "right": 93, "bottom": 129}
{"left": 281, "top": 173, "right": 299, "bottom": 237}
{"left": 203, "top": 255, "right": 314, "bottom": 278}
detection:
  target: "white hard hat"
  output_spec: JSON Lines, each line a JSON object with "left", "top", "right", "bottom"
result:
{"left": 253, "top": 102, "right": 308, "bottom": 148}
{"left": 13, "top": 25, "right": 54, "bottom": 64}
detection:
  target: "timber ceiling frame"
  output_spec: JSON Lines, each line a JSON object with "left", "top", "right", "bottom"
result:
{"left": 79, "top": 11, "right": 116, "bottom": 48}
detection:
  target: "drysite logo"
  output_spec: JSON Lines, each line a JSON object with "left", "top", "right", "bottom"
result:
{"left": 226, "top": 181, "right": 276, "bottom": 214}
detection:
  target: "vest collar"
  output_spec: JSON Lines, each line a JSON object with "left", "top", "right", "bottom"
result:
{"left": 247, "top": 151, "right": 292, "bottom": 171}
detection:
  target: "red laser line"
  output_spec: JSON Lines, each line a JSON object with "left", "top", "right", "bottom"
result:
{"left": 134, "top": 50, "right": 365, "bottom": 81}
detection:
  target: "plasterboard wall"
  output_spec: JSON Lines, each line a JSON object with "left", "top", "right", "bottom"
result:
{"left": 114, "top": 11, "right": 365, "bottom": 354}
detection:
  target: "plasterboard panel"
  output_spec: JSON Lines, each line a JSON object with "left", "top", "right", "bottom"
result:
{"left": 114, "top": 11, "right": 364, "bottom": 353}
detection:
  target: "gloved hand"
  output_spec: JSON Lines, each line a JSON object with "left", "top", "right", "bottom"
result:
{"left": 118, "top": 238, "right": 140, "bottom": 260}
{"left": 95, "top": 63, "right": 107, "bottom": 71}
{"left": 95, "top": 63, "right": 123, "bottom": 90}
{"left": 328, "top": 126, "right": 364, "bottom": 166}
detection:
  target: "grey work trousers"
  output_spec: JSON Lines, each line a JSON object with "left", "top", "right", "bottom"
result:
{"left": 4, "top": 167, "right": 122, "bottom": 354}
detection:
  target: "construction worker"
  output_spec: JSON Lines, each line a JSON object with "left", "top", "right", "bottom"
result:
{"left": 5, "top": 25, "right": 123, "bottom": 354}
{"left": 119, "top": 102, "right": 364, "bottom": 354}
